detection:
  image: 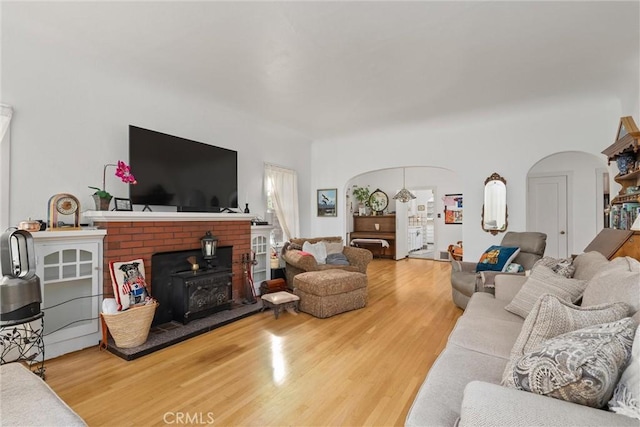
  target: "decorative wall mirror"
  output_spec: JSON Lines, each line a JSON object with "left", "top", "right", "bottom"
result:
{"left": 482, "top": 172, "right": 508, "bottom": 235}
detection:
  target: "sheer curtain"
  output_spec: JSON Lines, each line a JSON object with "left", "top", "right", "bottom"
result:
{"left": 0, "top": 104, "right": 14, "bottom": 232}
{"left": 265, "top": 163, "right": 299, "bottom": 241}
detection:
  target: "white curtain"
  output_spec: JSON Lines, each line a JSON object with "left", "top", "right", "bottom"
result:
{"left": 265, "top": 163, "right": 299, "bottom": 241}
{"left": 0, "top": 104, "right": 13, "bottom": 232}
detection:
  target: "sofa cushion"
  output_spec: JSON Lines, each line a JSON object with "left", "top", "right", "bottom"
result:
{"left": 508, "top": 318, "right": 636, "bottom": 408}
{"left": 302, "top": 241, "right": 327, "bottom": 264}
{"left": 324, "top": 240, "right": 344, "bottom": 255}
{"left": 294, "top": 270, "right": 367, "bottom": 296}
{"left": 502, "top": 294, "right": 630, "bottom": 387}
{"left": 476, "top": 245, "right": 520, "bottom": 272}
{"left": 405, "top": 344, "right": 507, "bottom": 427}
{"left": 504, "top": 265, "right": 588, "bottom": 318}
{"left": 609, "top": 327, "right": 640, "bottom": 419}
{"left": 466, "top": 292, "right": 524, "bottom": 324}
{"left": 449, "top": 315, "right": 522, "bottom": 360}
{"left": 572, "top": 251, "right": 610, "bottom": 281}
{"left": 582, "top": 257, "right": 640, "bottom": 314}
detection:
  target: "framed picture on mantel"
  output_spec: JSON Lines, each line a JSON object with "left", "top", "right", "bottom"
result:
{"left": 317, "top": 189, "right": 337, "bottom": 217}
{"left": 114, "top": 198, "right": 133, "bottom": 211}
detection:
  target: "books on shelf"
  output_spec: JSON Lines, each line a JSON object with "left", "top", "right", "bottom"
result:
{"left": 610, "top": 203, "right": 640, "bottom": 230}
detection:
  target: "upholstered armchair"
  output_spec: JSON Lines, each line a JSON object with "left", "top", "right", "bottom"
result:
{"left": 282, "top": 236, "right": 373, "bottom": 288}
{"left": 450, "top": 231, "right": 547, "bottom": 309}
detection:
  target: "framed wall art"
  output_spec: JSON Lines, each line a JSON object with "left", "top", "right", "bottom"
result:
{"left": 443, "top": 193, "right": 463, "bottom": 224}
{"left": 317, "top": 189, "right": 337, "bottom": 217}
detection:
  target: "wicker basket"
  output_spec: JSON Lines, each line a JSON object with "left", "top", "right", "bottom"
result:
{"left": 102, "top": 302, "right": 158, "bottom": 348}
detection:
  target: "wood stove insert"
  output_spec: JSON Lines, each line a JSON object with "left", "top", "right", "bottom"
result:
{"left": 151, "top": 246, "right": 233, "bottom": 325}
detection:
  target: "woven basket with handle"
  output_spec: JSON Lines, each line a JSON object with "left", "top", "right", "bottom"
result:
{"left": 101, "top": 301, "right": 158, "bottom": 348}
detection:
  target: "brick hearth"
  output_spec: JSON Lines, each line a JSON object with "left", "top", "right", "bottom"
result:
{"left": 88, "top": 214, "right": 252, "bottom": 302}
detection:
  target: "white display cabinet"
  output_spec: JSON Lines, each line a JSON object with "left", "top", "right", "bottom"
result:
{"left": 250, "top": 225, "right": 273, "bottom": 295}
{"left": 32, "top": 230, "right": 106, "bottom": 359}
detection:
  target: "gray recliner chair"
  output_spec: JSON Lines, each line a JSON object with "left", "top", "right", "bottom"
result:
{"left": 450, "top": 231, "right": 547, "bottom": 309}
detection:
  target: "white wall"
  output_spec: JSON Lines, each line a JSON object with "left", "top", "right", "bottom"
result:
{"left": 2, "top": 9, "right": 313, "bottom": 234}
{"left": 310, "top": 96, "right": 627, "bottom": 261}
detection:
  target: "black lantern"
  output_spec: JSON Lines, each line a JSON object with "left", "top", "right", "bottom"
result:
{"left": 200, "top": 231, "right": 218, "bottom": 269}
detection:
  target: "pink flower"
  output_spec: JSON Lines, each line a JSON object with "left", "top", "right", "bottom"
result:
{"left": 89, "top": 160, "right": 137, "bottom": 199}
{"left": 115, "top": 160, "right": 137, "bottom": 184}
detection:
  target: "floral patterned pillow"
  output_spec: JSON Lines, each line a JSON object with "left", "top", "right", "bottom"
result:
{"left": 508, "top": 318, "right": 637, "bottom": 408}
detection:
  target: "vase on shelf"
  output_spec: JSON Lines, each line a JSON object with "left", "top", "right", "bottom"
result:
{"left": 92, "top": 194, "right": 112, "bottom": 211}
{"left": 616, "top": 152, "right": 636, "bottom": 175}
{"left": 244, "top": 203, "right": 250, "bottom": 213}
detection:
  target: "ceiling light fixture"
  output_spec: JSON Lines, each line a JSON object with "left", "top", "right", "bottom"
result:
{"left": 393, "top": 168, "right": 416, "bottom": 203}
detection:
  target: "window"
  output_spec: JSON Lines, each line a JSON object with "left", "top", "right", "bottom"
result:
{"left": 264, "top": 164, "right": 299, "bottom": 243}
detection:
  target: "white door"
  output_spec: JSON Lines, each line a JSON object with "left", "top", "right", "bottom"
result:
{"left": 527, "top": 175, "right": 568, "bottom": 258}
{"left": 395, "top": 198, "right": 409, "bottom": 260}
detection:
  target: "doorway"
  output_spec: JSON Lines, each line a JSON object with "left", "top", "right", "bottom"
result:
{"left": 404, "top": 188, "right": 436, "bottom": 259}
{"left": 527, "top": 175, "right": 568, "bottom": 258}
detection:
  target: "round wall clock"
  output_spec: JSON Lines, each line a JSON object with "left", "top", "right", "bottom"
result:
{"left": 48, "top": 193, "right": 81, "bottom": 229}
{"left": 369, "top": 189, "right": 389, "bottom": 214}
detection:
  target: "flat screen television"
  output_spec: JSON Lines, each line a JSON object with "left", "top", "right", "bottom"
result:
{"left": 129, "top": 125, "right": 238, "bottom": 212}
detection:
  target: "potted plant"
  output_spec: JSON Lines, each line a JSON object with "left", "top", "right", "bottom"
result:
{"left": 352, "top": 185, "right": 371, "bottom": 215}
{"left": 89, "top": 161, "right": 137, "bottom": 211}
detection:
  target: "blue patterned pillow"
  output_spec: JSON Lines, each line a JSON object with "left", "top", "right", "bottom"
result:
{"left": 476, "top": 245, "right": 520, "bottom": 272}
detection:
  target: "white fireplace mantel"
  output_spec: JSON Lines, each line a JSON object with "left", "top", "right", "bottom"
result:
{"left": 83, "top": 211, "right": 254, "bottom": 223}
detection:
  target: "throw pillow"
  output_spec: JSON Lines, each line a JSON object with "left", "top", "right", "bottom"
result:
{"left": 324, "top": 240, "right": 344, "bottom": 255}
{"left": 476, "top": 245, "right": 521, "bottom": 272}
{"left": 505, "top": 263, "right": 524, "bottom": 273}
{"left": 502, "top": 294, "right": 631, "bottom": 388}
{"left": 609, "top": 327, "right": 640, "bottom": 419}
{"left": 504, "top": 265, "right": 588, "bottom": 318}
{"left": 534, "top": 256, "right": 576, "bottom": 278}
{"left": 302, "top": 241, "right": 327, "bottom": 264}
{"left": 109, "top": 258, "right": 151, "bottom": 311}
{"left": 572, "top": 251, "right": 610, "bottom": 281}
{"left": 508, "top": 318, "right": 637, "bottom": 408}
{"left": 582, "top": 257, "right": 640, "bottom": 314}
{"left": 326, "top": 252, "right": 350, "bottom": 265}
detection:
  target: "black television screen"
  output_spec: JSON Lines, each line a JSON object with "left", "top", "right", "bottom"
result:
{"left": 129, "top": 126, "right": 238, "bottom": 211}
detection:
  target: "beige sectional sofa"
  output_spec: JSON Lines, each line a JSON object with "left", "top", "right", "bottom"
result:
{"left": 406, "top": 251, "right": 640, "bottom": 426}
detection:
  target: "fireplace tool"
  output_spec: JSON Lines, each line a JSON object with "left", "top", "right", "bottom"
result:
{"left": 241, "top": 252, "right": 257, "bottom": 304}
{"left": 0, "top": 229, "right": 42, "bottom": 325}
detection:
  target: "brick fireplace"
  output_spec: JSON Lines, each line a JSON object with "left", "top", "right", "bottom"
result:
{"left": 85, "top": 212, "right": 252, "bottom": 302}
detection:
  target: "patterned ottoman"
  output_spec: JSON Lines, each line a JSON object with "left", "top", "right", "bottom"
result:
{"left": 293, "top": 269, "right": 368, "bottom": 318}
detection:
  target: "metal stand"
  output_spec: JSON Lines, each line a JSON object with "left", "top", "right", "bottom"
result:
{"left": 242, "top": 253, "right": 258, "bottom": 304}
{"left": 0, "top": 313, "right": 45, "bottom": 379}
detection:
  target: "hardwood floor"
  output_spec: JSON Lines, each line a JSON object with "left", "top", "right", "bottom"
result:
{"left": 44, "top": 258, "right": 462, "bottom": 426}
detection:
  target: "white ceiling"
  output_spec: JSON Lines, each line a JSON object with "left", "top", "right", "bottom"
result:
{"left": 7, "top": 1, "right": 640, "bottom": 139}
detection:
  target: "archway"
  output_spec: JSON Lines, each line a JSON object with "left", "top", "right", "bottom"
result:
{"left": 344, "top": 166, "right": 461, "bottom": 260}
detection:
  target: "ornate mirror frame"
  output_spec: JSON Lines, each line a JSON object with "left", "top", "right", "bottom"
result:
{"left": 481, "top": 172, "right": 508, "bottom": 235}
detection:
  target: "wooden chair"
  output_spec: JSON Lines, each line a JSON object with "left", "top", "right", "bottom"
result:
{"left": 448, "top": 241, "right": 463, "bottom": 261}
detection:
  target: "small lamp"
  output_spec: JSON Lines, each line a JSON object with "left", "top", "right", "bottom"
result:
{"left": 200, "top": 231, "right": 218, "bottom": 269}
